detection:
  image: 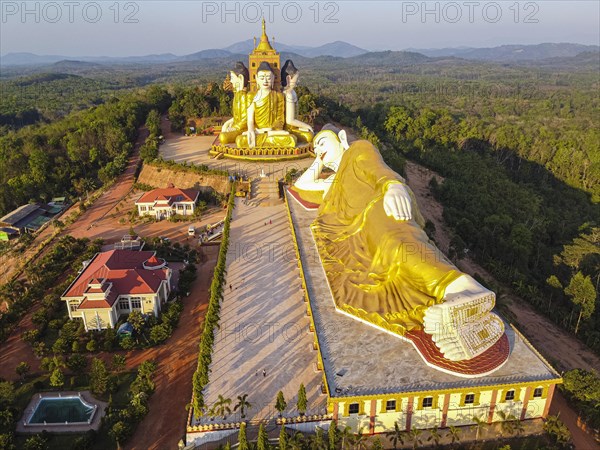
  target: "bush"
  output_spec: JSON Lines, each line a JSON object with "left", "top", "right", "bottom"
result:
{"left": 85, "top": 340, "right": 97, "bottom": 352}
{"left": 149, "top": 324, "right": 171, "bottom": 345}
{"left": 119, "top": 336, "right": 135, "bottom": 350}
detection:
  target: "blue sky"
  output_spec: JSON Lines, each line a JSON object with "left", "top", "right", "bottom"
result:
{"left": 1, "top": 1, "right": 599, "bottom": 56}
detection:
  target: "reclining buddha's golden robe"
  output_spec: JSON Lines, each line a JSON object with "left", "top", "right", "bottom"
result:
{"left": 309, "top": 140, "right": 463, "bottom": 335}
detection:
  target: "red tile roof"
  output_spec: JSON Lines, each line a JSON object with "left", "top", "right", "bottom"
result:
{"left": 63, "top": 250, "right": 169, "bottom": 308}
{"left": 136, "top": 187, "right": 198, "bottom": 205}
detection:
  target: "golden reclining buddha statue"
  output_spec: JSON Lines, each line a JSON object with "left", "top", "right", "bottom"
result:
{"left": 219, "top": 60, "right": 313, "bottom": 149}
{"left": 290, "top": 125, "right": 505, "bottom": 362}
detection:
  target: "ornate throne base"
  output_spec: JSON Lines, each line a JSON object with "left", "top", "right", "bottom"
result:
{"left": 210, "top": 140, "right": 313, "bottom": 161}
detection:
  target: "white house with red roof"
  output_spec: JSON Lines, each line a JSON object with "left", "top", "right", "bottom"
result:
{"left": 135, "top": 185, "right": 199, "bottom": 220}
{"left": 61, "top": 249, "right": 172, "bottom": 331}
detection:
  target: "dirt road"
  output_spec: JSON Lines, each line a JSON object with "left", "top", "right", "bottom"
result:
{"left": 126, "top": 245, "right": 218, "bottom": 450}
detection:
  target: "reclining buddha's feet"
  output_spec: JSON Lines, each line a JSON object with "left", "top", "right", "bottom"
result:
{"left": 429, "top": 312, "right": 505, "bottom": 361}
{"left": 423, "top": 289, "right": 496, "bottom": 335}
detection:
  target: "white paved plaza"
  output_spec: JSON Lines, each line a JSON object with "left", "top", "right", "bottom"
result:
{"left": 193, "top": 198, "right": 326, "bottom": 425}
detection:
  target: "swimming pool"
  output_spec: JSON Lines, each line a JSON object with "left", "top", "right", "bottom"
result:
{"left": 27, "top": 395, "right": 96, "bottom": 425}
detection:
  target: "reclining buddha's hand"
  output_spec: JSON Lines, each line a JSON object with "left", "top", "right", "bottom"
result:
{"left": 383, "top": 183, "right": 413, "bottom": 221}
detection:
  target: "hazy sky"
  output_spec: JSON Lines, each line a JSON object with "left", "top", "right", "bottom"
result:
{"left": 1, "top": 1, "right": 599, "bottom": 56}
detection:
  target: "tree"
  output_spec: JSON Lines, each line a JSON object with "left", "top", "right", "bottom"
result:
{"left": 23, "top": 434, "right": 46, "bottom": 450}
{"left": 371, "top": 437, "right": 384, "bottom": 450}
{"left": 110, "top": 420, "right": 131, "bottom": 450}
{"left": 497, "top": 410, "right": 519, "bottom": 436}
{"left": 0, "top": 382, "right": 15, "bottom": 408}
{"left": 447, "top": 425, "right": 461, "bottom": 446}
{"left": 385, "top": 421, "right": 405, "bottom": 449}
{"left": 213, "top": 394, "right": 232, "bottom": 419}
{"left": 50, "top": 367, "right": 65, "bottom": 388}
{"left": 90, "top": 358, "right": 109, "bottom": 395}
{"left": 407, "top": 426, "right": 422, "bottom": 450}
{"left": 111, "top": 354, "right": 126, "bottom": 374}
{"left": 238, "top": 422, "right": 249, "bottom": 450}
{"left": 128, "top": 310, "right": 146, "bottom": 336}
{"left": 543, "top": 414, "right": 571, "bottom": 446}
{"left": 279, "top": 424, "right": 289, "bottom": 450}
{"left": 339, "top": 425, "right": 353, "bottom": 450}
{"left": 233, "top": 394, "right": 251, "bottom": 419}
{"left": 427, "top": 425, "right": 442, "bottom": 447}
{"left": 352, "top": 426, "right": 368, "bottom": 450}
{"left": 565, "top": 271, "right": 596, "bottom": 334}
{"left": 257, "top": 423, "right": 270, "bottom": 450}
{"left": 66, "top": 353, "right": 87, "bottom": 373}
{"left": 297, "top": 383, "right": 308, "bottom": 416}
{"left": 311, "top": 427, "right": 327, "bottom": 450}
{"left": 328, "top": 420, "right": 338, "bottom": 450}
{"left": 275, "top": 391, "right": 287, "bottom": 417}
{"left": 15, "top": 362, "right": 30, "bottom": 380}
{"left": 471, "top": 415, "right": 488, "bottom": 440}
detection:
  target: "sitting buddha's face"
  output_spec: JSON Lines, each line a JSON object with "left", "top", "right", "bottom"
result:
{"left": 256, "top": 70, "right": 274, "bottom": 91}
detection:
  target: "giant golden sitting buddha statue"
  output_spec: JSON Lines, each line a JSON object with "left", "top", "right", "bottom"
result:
{"left": 235, "top": 62, "right": 297, "bottom": 149}
{"left": 291, "top": 125, "right": 505, "bottom": 362}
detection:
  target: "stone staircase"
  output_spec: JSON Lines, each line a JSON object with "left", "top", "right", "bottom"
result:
{"left": 249, "top": 178, "right": 282, "bottom": 207}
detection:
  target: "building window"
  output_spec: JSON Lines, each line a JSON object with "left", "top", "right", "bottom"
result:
{"left": 118, "top": 300, "right": 130, "bottom": 311}
{"left": 177, "top": 204, "right": 184, "bottom": 210}
{"left": 505, "top": 390, "right": 515, "bottom": 401}
{"left": 386, "top": 400, "right": 396, "bottom": 411}
{"left": 69, "top": 303, "right": 79, "bottom": 312}
{"left": 348, "top": 403, "right": 359, "bottom": 415}
{"left": 252, "top": 62, "right": 255, "bottom": 67}
{"left": 533, "top": 388, "right": 543, "bottom": 398}
{"left": 422, "top": 397, "right": 433, "bottom": 408}
{"left": 131, "top": 298, "right": 142, "bottom": 310}
{"left": 464, "top": 394, "right": 475, "bottom": 405}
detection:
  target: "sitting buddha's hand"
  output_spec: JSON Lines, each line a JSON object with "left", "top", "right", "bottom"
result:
{"left": 383, "top": 183, "right": 412, "bottom": 221}
{"left": 247, "top": 129, "right": 256, "bottom": 148}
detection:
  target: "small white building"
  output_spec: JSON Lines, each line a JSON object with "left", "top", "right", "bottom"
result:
{"left": 135, "top": 185, "right": 199, "bottom": 220}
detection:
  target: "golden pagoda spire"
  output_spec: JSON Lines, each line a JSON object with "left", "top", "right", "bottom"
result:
{"left": 255, "top": 17, "right": 275, "bottom": 53}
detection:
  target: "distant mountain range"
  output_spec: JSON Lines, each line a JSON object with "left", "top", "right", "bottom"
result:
{"left": 0, "top": 41, "right": 368, "bottom": 66}
{"left": 1, "top": 41, "right": 597, "bottom": 66}
{"left": 407, "top": 43, "right": 599, "bottom": 61}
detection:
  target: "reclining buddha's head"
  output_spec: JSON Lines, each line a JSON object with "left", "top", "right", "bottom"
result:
{"left": 313, "top": 124, "right": 350, "bottom": 170}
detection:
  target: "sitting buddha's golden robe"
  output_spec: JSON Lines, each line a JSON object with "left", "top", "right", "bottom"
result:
{"left": 219, "top": 90, "right": 250, "bottom": 144}
{"left": 309, "top": 140, "right": 463, "bottom": 335}
{"left": 235, "top": 90, "right": 297, "bottom": 148}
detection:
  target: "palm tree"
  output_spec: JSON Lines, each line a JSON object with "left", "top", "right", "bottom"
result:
{"left": 407, "top": 426, "right": 422, "bottom": 450}
{"left": 447, "top": 425, "right": 461, "bottom": 447}
{"left": 384, "top": 421, "right": 405, "bottom": 449}
{"left": 496, "top": 410, "right": 518, "bottom": 436}
{"left": 213, "top": 394, "right": 232, "bottom": 419}
{"left": 471, "top": 415, "right": 488, "bottom": 441}
{"left": 352, "top": 426, "right": 368, "bottom": 450}
{"left": 233, "top": 394, "right": 252, "bottom": 419}
{"left": 513, "top": 418, "right": 524, "bottom": 436}
{"left": 427, "top": 425, "right": 442, "bottom": 447}
{"left": 339, "top": 425, "right": 353, "bottom": 450}
{"left": 310, "top": 427, "right": 328, "bottom": 450}
{"left": 289, "top": 431, "right": 305, "bottom": 450}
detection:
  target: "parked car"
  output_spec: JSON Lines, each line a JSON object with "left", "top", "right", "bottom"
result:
{"left": 188, "top": 225, "right": 195, "bottom": 236}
